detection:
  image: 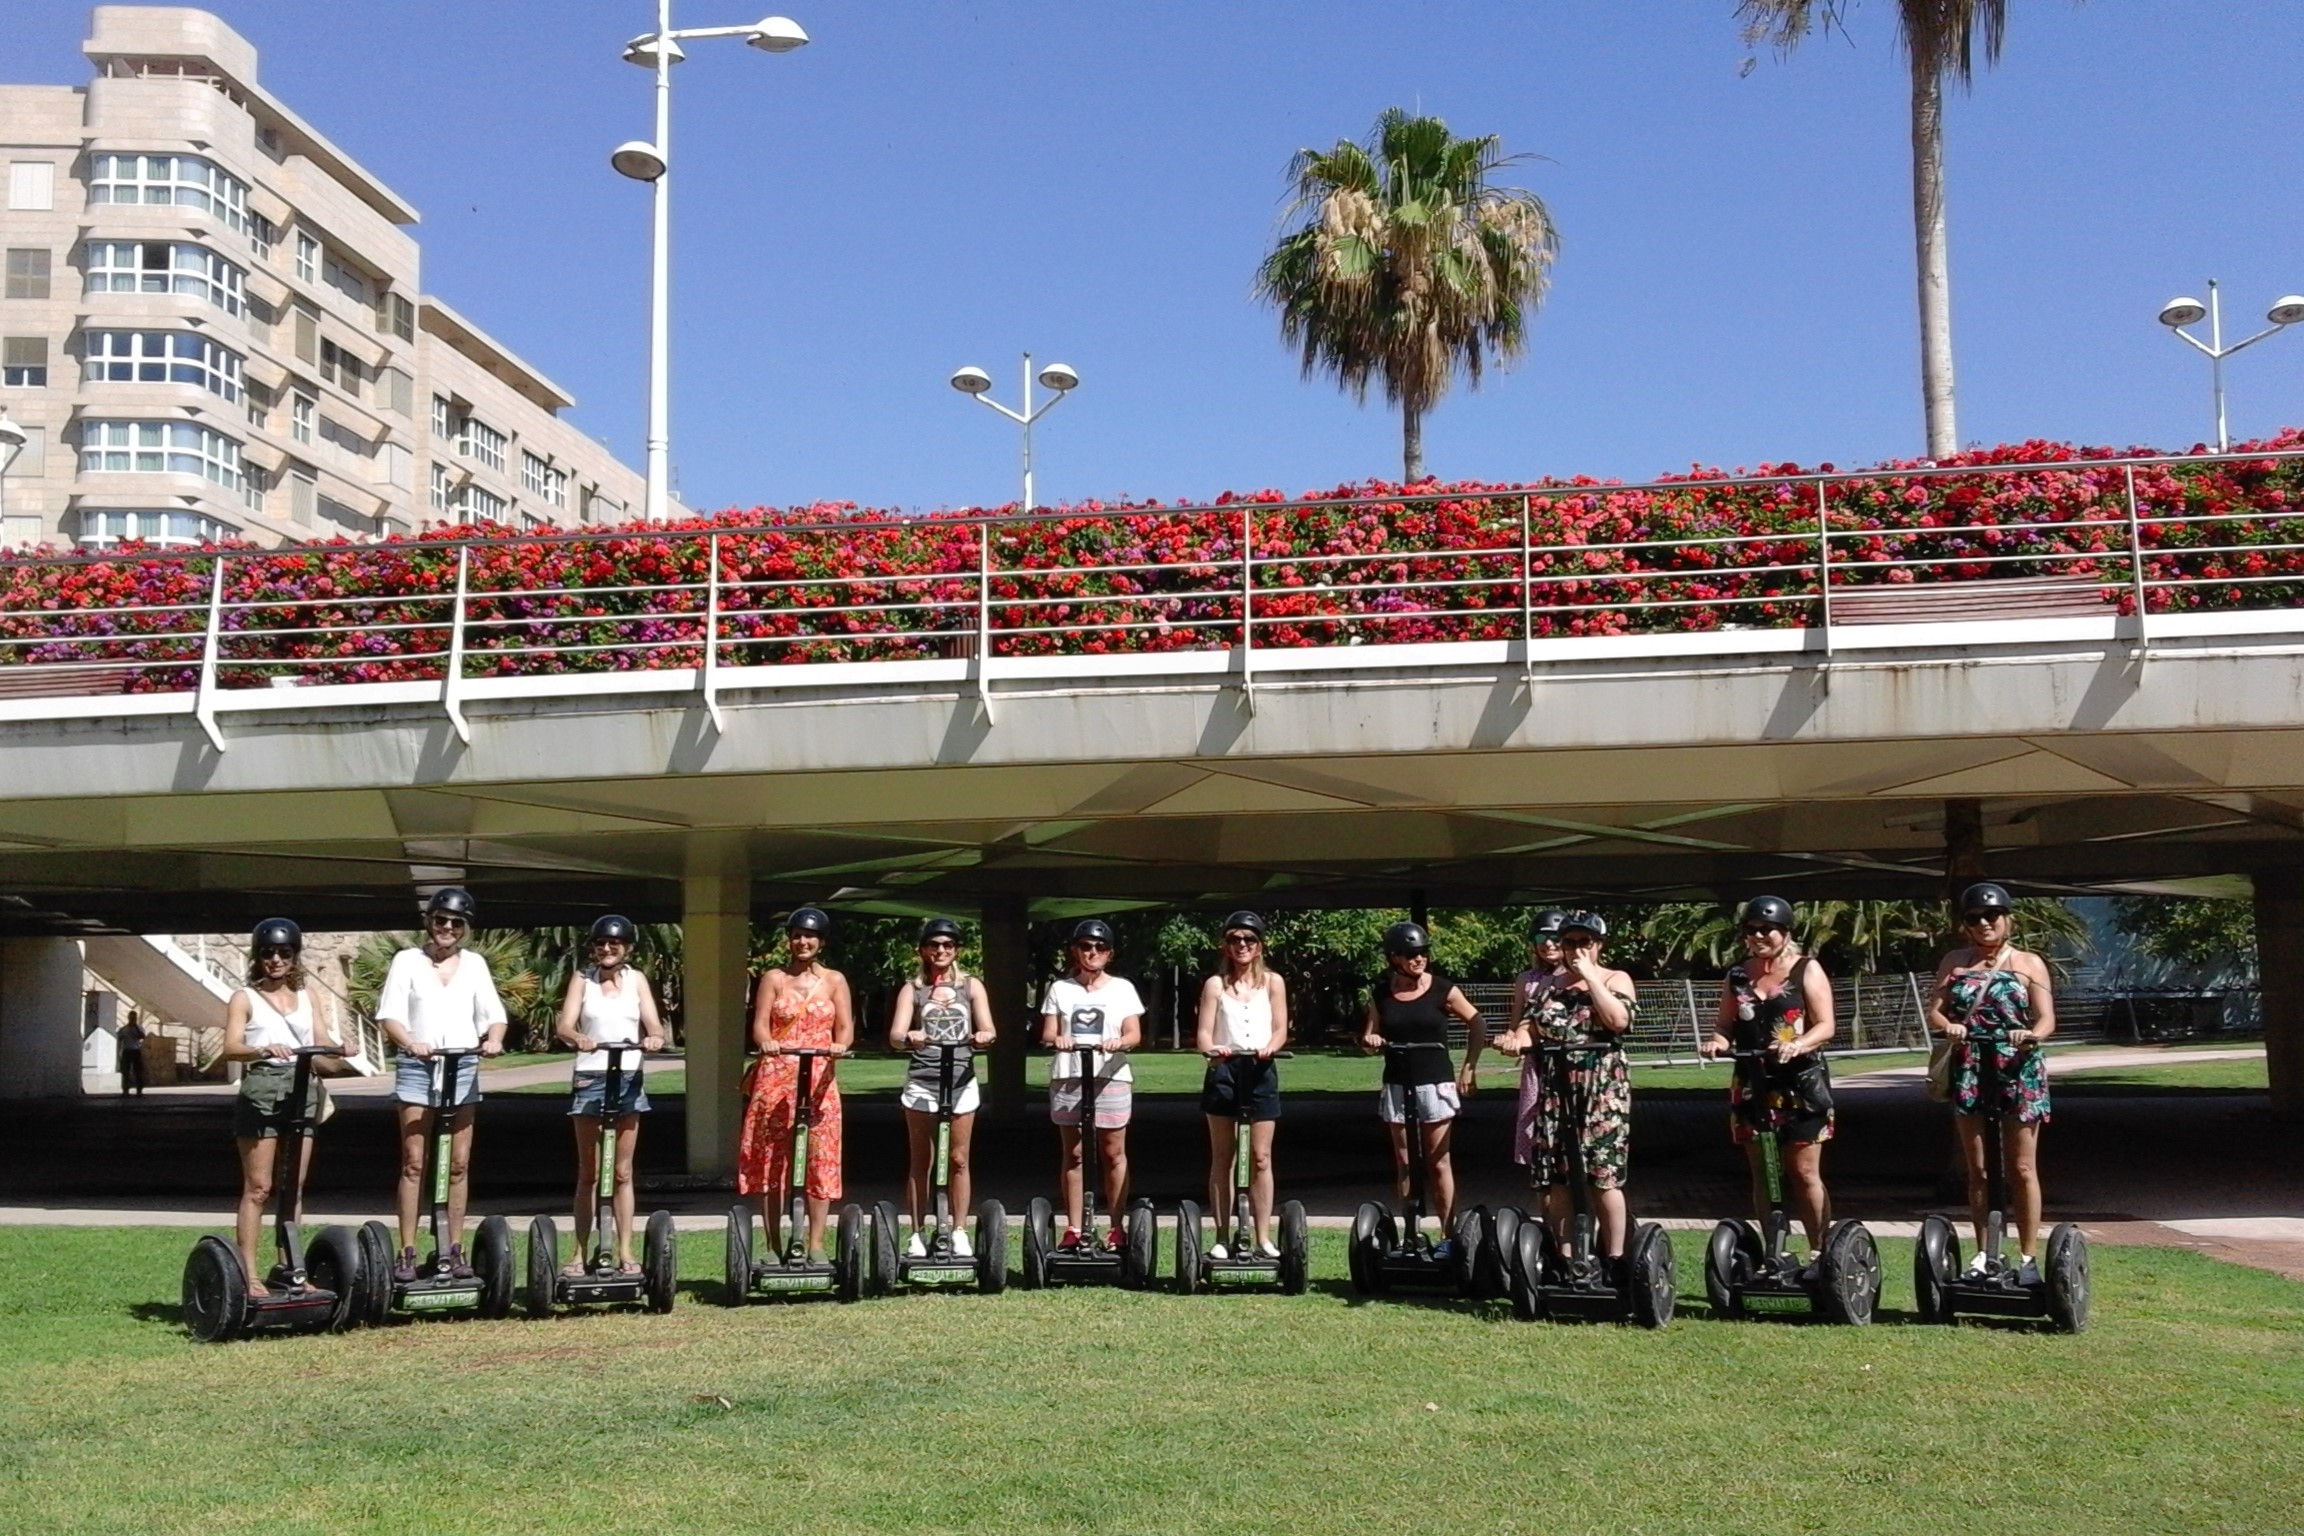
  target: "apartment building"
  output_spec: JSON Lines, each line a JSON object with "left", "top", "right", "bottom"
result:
{"left": 0, "top": 6, "right": 649, "bottom": 551}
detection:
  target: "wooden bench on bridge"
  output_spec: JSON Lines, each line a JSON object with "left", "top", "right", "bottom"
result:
{"left": 0, "top": 664, "right": 141, "bottom": 699}
{"left": 1828, "top": 573, "right": 2117, "bottom": 626}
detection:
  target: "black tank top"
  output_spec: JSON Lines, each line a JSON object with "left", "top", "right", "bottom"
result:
{"left": 1372, "top": 973, "right": 1455, "bottom": 1085}
{"left": 1727, "top": 958, "right": 1818, "bottom": 1093}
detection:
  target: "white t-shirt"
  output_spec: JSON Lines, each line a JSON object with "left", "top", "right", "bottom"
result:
{"left": 572, "top": 967, "right": 645, "bottom": 1075}
{"left": 377, "top": 946, "right": 507, "bottom": 1052}
{"left": 237, "top": 987, "right": 315, "bottom": 1055}
{"left": 1042, "top": 975, "right": 1144, "bottom": 1084}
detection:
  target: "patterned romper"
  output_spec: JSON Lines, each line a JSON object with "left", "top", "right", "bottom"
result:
{"left": 1511, "top": 967, "right": 1568, "bottom": 1166}
{"left": 736, "top": 986, "right": 843, "bottom": 1200}
{"left": 1947, "top": 967, "right": 2052, "bottom": 1125}
{"left": 1528, "top": 984, "right": 1637, "bottom": 1191}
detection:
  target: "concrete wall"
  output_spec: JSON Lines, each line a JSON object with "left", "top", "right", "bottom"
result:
{"left": 0, "top": 937, "right": 88, "bottom": 1097}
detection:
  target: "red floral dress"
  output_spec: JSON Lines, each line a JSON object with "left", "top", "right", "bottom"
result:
{"left": 737, "top": 985, "right": 842, "bottom": 1200}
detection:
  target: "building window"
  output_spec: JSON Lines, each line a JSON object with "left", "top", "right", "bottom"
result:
{"left": 84, "top": 241, "right": 247, "bottom": 318}
{"left": 248, "top": 213, "right": 277, "bottom": 263}
{"left": 6, "top": 248, "right": 52, "bottom": 300}
{"left": 454, "top": 484, "right": 506, "bottom": 521}
{"left": 377, "top": 293, "right": 415, "bottom": 342}
{"left": 289, "top": 470, "right": 316, "bottom": 523}
{"left": 520, "top": 452, "right": 567, "bottom": 508}
{"left": 242, "top": 462, "right": 267, "bottom": 513}
{"left": 317, "top": 493, "right": 373, "bottom": 534}
{"left": 2, "top": 515, "right": 43, "bottom": 550}
{"left": 380, "top": 366, "right": 413, "bottom": 417}
{"left": 8, "top": 162, "right": 55, "bottom": 212}
{"left": 2, "top": 337, "right": 46, "bottom": 387}
{"left": 83, "top": 331, "right": 245, "bottom": 402}
{"left": 88, "top": 153, "right": 249, "bottom": 235}
{"left": 320, "top": 252, "right": 370, "bottom": 307}
{"left": 318, "top": 338, "right": 363, "bottom": 399}
{"left": 290, "top": 392, "right": 314, "bottom": 444}
{"left": 294, "top": 232, "right": 317, "bottom": 284}
{"left": 75, "top": 508, "right": 235, "bottom": 549}
{"left": 429, "top": 462, "right": 449, "bottom": 512}
{"left": 580, "top": 487, "right": 624, "bottom": 525}
{"left": 431, "top": 394, "right": 458, "bottom": 441}
{"left": 79, "top": 420, "right": 243, "bottom": 489}
{"left": 457, "top": 416, "right": 505, "bottom": 473}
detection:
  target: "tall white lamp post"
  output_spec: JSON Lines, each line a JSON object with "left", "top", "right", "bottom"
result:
{"left": 612, "top": 6, "right": 809, "bottom": 523}
{"left": 2156, "top": 280, "right": 2304, "bottom": 452}
{"left": 0, "top": 411, "right": 25, "bottom": 542}
{"left": 949, "top": 354, "right": 1079, "bottom": 511}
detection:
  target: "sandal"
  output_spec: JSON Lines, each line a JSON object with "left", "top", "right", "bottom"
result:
{"left": 617, "top": 1259, "right": 643, "bottom": 1276}
{"left": 561, "top": 1261, "right": 588, "bottom": 1279}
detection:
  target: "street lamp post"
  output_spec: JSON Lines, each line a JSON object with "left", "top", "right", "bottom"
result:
{"left": 612, "top": 6, "right": 808, "bottom": 523}
{"left": 2156, "top": 280, "right": 2304, "bottom": 452}
{"left": 0, "top": 411, "right": 25, "bottom": 543}
{"left": 948, "top": 354, "right": 1079, "bottom": 511}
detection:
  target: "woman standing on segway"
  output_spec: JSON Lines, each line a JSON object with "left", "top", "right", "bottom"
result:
{"left": 1039, "top": 918, "right": 1145, "bottom": 1252}
{"left": 1193, "top": 910, "right": 1291, "bottom": 1258}
{"left": 1360, "top": 921, "right": 1482, "bottom": 1257}
{"left": 887, "top": 916, "right": 998, "bottom": 1258}
{"left": 376, "top": 887, "right": 508, "bottom": 1284}
{"left": 1928, "top": 882, "right": 2057, "bottom": 1284}
{"left": 220, "top": 919, "right": 344, "bottom": 1294}
{"left": 1495, "top": 912, "right": 1636, "bottom": 1267}
{"left": 738, "top": 907, "right": 857, "bottom": 1265}
{"left": 1504, "top": 910, "right": 1573, "bottom": 1173}
{"left": 552, "top": 915, "right": 666, "bottom": 1277}
{"left": 1700, "top": 896, "right": 1838, "bottom": 1265}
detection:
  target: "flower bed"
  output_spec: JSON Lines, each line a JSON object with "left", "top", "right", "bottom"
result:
{"left": 4, "top": 432, "right": 2302, "bottom": 692}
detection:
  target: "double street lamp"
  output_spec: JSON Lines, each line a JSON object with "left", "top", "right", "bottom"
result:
{"left": 611, "top": 6, "right": 809, "bottom": 522}
{"left": 948, "top": 354, "right": 1079, "bottom": 511}
{"left": 2156, "top": 279, "right": 2304, "bottom": 452}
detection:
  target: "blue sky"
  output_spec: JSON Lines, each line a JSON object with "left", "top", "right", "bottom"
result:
{"left": 19, "top": 2, "right": 2304, "bottom": 513}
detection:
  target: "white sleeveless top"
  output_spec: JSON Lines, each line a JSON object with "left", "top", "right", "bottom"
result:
{"left": 573, "top": 967, "right": 645, "bottom": 1074}
{"left": 1212, "top": 979, "right": 1274, "bottom": 1052}
{"left": 238, "top": 987, "right": 316, "bottom": 1056}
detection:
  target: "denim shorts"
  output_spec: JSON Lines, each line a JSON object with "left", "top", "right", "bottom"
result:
{"left": 393, "top": 1053, "right": 482, "bottom": 1108}
{"left": 569, "top": 1071, "right": 651, "bottom": 1118}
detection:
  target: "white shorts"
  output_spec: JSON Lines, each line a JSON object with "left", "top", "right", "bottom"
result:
{"left": 899, "top": 1078, "right": 980, "bottom": 1115}
{"left": 1377, "top": 1082, "right": 1460, "bottom": 1126}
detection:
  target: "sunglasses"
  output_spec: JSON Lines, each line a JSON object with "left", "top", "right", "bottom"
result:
{"left": 1074, "top": 941, "right": 1111, "bottom": 954}
{"left": 1224, "top": 933, "right": 1262, "bottom": 946}
{"left": 256, "top": 945, "right": 298, "bottom": 959}
{"left": 922, "top": 939, "right": 957, "bottom": 950}
{"left": 1961, "top": 912, "right": 2005, "bottom": 925}
{"left": 427, "top": 915, "right": 468, "bottom": 930}
{"left": 1741, "top": 924, "right": 1786, "bottom": 937}
{"left": 590, "top": 936, "right": 628, "bottom": 947}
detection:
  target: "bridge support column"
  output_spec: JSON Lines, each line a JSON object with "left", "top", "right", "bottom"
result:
{"left": 981, "top": 895, "right": 1030, "bottom": 1122}
{"left": 0, "top": 938, "right": 87, "bottom": 1098}
{"left": 1943, "top": 798, "right": 1986, "bottom": 901}
{"left": 2253, "top": 868, "right": 2304, "bottom": 1118}
{"left": 682, "top": 840, "right": 752, "bottom": 1178}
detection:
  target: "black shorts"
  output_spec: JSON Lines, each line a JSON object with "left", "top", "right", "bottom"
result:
{"left": 1200, "top": 1056, "right": 1281, "bottom": 1122}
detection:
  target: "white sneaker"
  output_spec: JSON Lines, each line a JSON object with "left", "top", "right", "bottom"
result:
{"left": 905, "top": 1232, "right": 926, "bottom": 1259}
{"left": 1965, "top": 1251, "right": 1989, "bottom": 1275}
{"left": 1256, "top": 1240, "right": 1281, "bottom": 1260}
{"left": 1206, "top": 1243, "right": 1228, "bottom": 1261}
{"left": 952, "top": 1230, "right": 974, "bottom": 1258}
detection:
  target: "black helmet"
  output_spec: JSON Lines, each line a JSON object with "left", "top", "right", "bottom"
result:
{"left": 251, "top": 917, "right": 302, "bottom": 952}
{"left": 918, "top": 916, "right": 963, "bottom": 946}
{"left": 425, "top": 886, "right": 476, "bottom": 921}
{"left": 785, "top": 906, "right": 832, "bottom": 937}
{"left": 1069, "top": 918, "right": 1116, "bottom": 948}
{"left": 1958, "top": 882, "right": 2014, "bottom": 918}
{"left": 1530, "top": 908, "right": 1571, "bottom": 940}
{"left": 1382, "top": 920, "right": 1430, "bottom": 957}
{"left": 1221, "top": 910, "right": 1266, "bottom": 937}
{"left": 1562, "top": 911, "right": 1607, "bottom": 940}
{"left": 1739, "top": 895, "right": 1795, "bottom": 931}
{"left": 589, "top": 914, "right": 637, "bottom": 945}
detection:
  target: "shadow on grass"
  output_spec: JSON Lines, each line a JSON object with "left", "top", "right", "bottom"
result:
{"left": 126, "top": 1301, "right": 183, "bottom": 1327}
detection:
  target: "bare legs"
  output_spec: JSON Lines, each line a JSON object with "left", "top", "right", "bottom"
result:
{"left": 902, "top": 1107, "right": 976, "bottom": 1231}
{"left": 1383, "top": 1118, "right": 1457, "bottom": 1233}
{"left": 570, "top": 1112, "right": 640, "bottom": 1269}
{"left": 1743, "top": 1139, "right": 1831, "bottom": 1250}
{"left": 395, "top": 1102, "right": 474, "bottom": 1253}
{"left": 1958, "top": 1114, "right": 2043, "bottom": 1257}
{"left": 1204, "top": 1116, "right": 1279, "bottom": 1249}
{"left": 1057, "top": 1123, "right": 1129, "bottom": 1233}
{"left": 1543, "top": 1183, "right": 1627, "bottom": 1259}
{"left": 234, "top": 1133, "right": 311, "bottom": 1292}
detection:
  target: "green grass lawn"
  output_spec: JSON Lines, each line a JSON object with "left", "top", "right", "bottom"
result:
{"left": 2051, "top": 1055, "right": 2270, "bottom": 1094}
{"left": 3, "top": 1226, "right": 2298, "bottom": 1535}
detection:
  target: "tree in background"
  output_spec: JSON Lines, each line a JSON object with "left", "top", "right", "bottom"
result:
{"left": 2109, "top": 897, "right": 2256, "bottom": 980}
{"left": 1256, "top": 108, "right": 1558, "bottom": 482}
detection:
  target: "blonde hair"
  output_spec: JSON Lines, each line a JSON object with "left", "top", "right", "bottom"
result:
{"left": 1219, "top": 940, "right": 1268, "bottom": 990}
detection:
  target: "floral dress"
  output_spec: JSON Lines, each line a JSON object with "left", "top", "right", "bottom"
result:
{"left": 1946, "top": 966, "right": 2051, "bottom": 1125}
{"left": 1511, "top": 967, "right": 1568, "bottom": 1166}
{"left": 1528, "top": 984, "right": 1637, "bottom": 1191}
{"left": 737, "top": 984, "right": 843, "bottom": 1200}
{"left": 1724, "top": 959, "right": 1834, "bottom": 1146}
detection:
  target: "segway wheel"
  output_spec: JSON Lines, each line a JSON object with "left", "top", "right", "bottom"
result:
{"left": 524, "top": 1215, "right": 559, "bottom": 1319}
{"left": 355, "top": 1220, "right": 395, "bottom": 1328}
{"left": 834, "top": 1204, "right": 864, "bottom": 1303}
{"left": 1629, "top": 1223, "right": 1676, "bottom": 1329}
{"left": 1488, "top": 1205, "right": 1526, "bottom": 1295}
{"left": 1509, "top": 1221, "right": 1548, "bottom": 1322}
{"left": 1704, "top": 1219, "right": 1747, "bottom": 1320}
{"left": 1915, "top": 1214, "right": 1957, "bottom": 1326}
{"left": 2045, "top": 1223, "right": 2090, "bottom": 1334}
{"left": 870, "top": 1200, "right": 901, "bottom": 1296}
{"left": 1818, "top": 1220, "right": 1881, "bottom": 1327}
{"left": 473, "top": 1215, "right": 515, "bottom": 1320}
{"left": 721, "top": 1204, "right": 754, "bottom": 1306}
{"left": 976, "top": 1200, "right": 1008, "bottom": 1294}
{"left": 1125, "top": 1201, "right": 1158, "bottom": 1291}
{"left": 307, "top": 1225, "right": 364, "bottom": 1333}
{"left": 643, "top": 1209, "right": 677, "bottom": 1314}
{"left": 1278, "top": 1200, "right": 1310, "bottom": 1296}
{"left": 1021, "top": 1197, "right": 1053, "bottom": 1290}
{"left": 182, "top": 1235, "right": 248, "bottom": 1343}
{"left": 1347, "top": 1201, "right": 1385, "bottom": 1297}
{"left": 1173, "top": 1199, "right": 1205, "bottom": 1295}
{"left": 1453, "top": 1207, "right": 1488, "bottom": 1298}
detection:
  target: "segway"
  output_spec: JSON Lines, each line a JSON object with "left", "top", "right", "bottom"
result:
{"left": 1507, "top": 1040, "right": 1675, "bottom": 1327}
{"left": 1020, "top": 1040, "right": 1156, "bottom": 1289}
{"left": 722, "top": 1047, "right": 864, "bottom": 1303}
{"left": 1348, "top": 1042, "right": 1476, "bottom": 1298}
{"left": 872, "top": 1020, "right": 1007, "bottom": 1295}
{"left": 1703, "top": 1050, "right": 1880, "bottom": 1323}
{"left": 183, "top": 1044, "right": 364, "bottom": 1343}
{"left": 354, "top": 1049, "right": 514, "bottom": 1323}
{"left": 1174, "top": 1050, "right": 1309, "bottom": 1294}
{"left": 524, "top": 1043, "right": 676, "bottom": 1316}
{"left": 1914, "top": 1028, "right": 2090, "bottom": 1331}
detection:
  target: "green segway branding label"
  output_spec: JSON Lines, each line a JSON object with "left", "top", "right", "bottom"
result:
{"left": 1209, "top": 1267, "right": 1278, "bottom": 1285}
{"left": 754, "top": 1273, "right": 834, "bottom": 1293}
{"left": 397, "top": 1289, "right": 479, "bottom": 1311}
{"left": 905, "top": 1264, "right": 976, "bottom": 1285}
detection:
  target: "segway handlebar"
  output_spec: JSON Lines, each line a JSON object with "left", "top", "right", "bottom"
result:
{"left": 767, "top": 1046, "right": 848, "bottom": 1058}
{"left": 1203, "top": 1047, "right": 1294, "bottom": 1060}
{"left": 1370, "top": 1040, "right": 1449, "bottom": 1050}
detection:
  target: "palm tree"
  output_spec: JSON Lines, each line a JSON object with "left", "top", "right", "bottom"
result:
{"left": 1255, "top": 109, "right": 1558, "bottom": 483}
{"left": 1737, "top": 1, "right": 2041, "bottom": 461}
